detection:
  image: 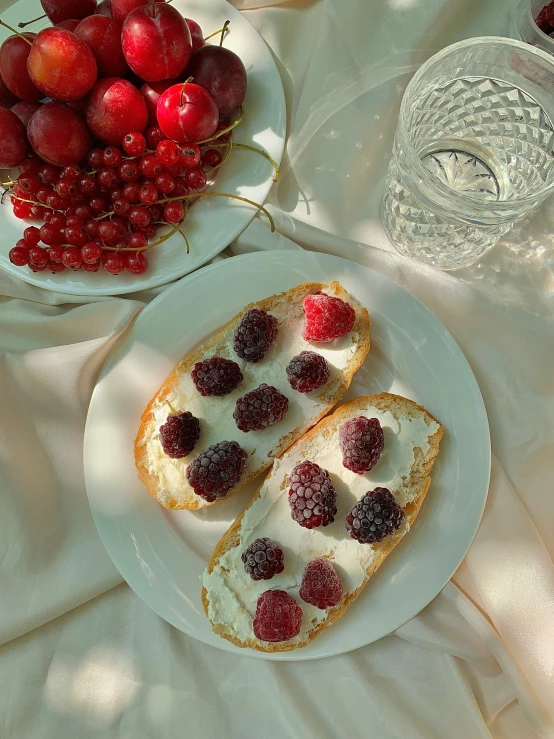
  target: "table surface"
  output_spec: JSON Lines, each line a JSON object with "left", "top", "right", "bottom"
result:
{"left": 0, "top": 0, "right": 553, "bottom": 738}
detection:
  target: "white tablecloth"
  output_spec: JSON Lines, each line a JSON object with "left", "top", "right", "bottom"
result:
{"left": 1, "top": 1, "right": 554, "bottom": 737}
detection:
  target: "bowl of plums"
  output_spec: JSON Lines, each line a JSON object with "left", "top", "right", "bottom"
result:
{"left": 0, "top": 0, "right": 285, "bottom": 295}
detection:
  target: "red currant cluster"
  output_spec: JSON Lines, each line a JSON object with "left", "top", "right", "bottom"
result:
{"left": 7, "top": 123, "right": 228, "bottom": 276}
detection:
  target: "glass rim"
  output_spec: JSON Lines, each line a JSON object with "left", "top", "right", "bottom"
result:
{"left": 397, "top": 35, "right": 554, "bottom": 212}
{"left": 521, "top": 0, "right": 554, "bottom": 45}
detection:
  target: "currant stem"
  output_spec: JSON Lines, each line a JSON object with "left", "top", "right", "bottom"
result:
{"left": 18, "top": 13, "right": 46, "bottom": 29}
{"left": 179, "top": 76, "right": 194, "bottom": 107}
{"left": 219, "top": 20, "right": 230, "bottom": 47}
{"left": 0, "top": 20, "right": 33, "bottom": 44}
{"left": 207, "top": 141, "right": 280, "bottom": 182}
{"left": 102, "top": 223, "right": 181, "bottom": 251}
{"left": 157, "top": 191, "right": 275, "bottom": 231}
{"left": 194, "top": 106, "right": 244, "bottom": 145}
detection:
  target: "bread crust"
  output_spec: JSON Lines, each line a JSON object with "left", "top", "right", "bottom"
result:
{"left": 202, "top": 392, "right": 444, "bottom": 652}
{"left": 134, "top": 282, "right": 371, "bottom": 510}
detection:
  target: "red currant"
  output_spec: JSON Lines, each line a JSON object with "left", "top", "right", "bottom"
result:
{"left": 126, "top": 250, "right": 149, "bottom": 274}
{"left": 81, "top": 242, "right": 103, "bottom": 264}
{"left": 37, "top": 188, "right": 52, "bottom": 204}
{"left": 39, "top": 224, "right": 63, "bottom": 246}
{"left": 46, "top": 193, "right": 67, "bottom": 211}
{"left": 66, "top": 215, "right": 84, "bottom": 229}
{"left": 90, "top": 197, "right": 108, "bottom": 215}
{"left": 23, "top": 226, "right": 41, "bottom": 245}
{"left": 146, "top": 126, "right": 165, "bottom": 150}
{"left": 38, "top": 164, "right": 60, "bottom": 185}
{"left": 49, "top": 213, "right": 67, "bottom": 230}
{"left": 113, "top": 197, "right": 131, "bottom": 216}
{"left": 75, "top": 204, "right": 92, "bottom": 220}
{"left": 65, "top": 226, "right": 87, "bottom": 247}
{"left": 164, "top": 201, "right": 185, "bottom": 224}
{"left": 48, "top": 260, "right": 66, "bottom": 273}
{"left": 155, "top": 172, "right": 176, "bottom": 195}
{"left": 30, "top": 263, "right": 48, "bottom": 272}
{"left": 79, "top": 175, "right": 99, "bottom": 196}
{"left": 139, "top": 154, "right": 163, "bottom": 178}
{"left": 98, "top": 221, "right": 119, "bottom": 244}
{"left": 13, "top": 202, "right": 32, "bottom": 219}
{"left": 129, "top": 232, "right": 147, "bottom": 249}
{"left": 156, "top": 140, "right": 181, "bottom": 167}
{"left": 103, "top": 147, "right": 123, "bottom": 168}
{"left": 102, "top": 251, "right": 126, "bottom": 274}
{"left": 111, "top": 216, "right": 129, "bottom": 235}
{"left": 174, "top": 180, "right": 190, "bottom": 197}
{"left": 87, "top": 148, "right": 104, "bottom": 169}
{"left": 82, "top": 262, "right": 100, "bottom": 272}
{"left": 48, "top": 244, "right": 64, "bottom": 263}
{"left": 110, "top": 189, "right": 124, "bottom": 203}
{"left": 139, "top": 183, "right": 158, "bottom": 206}
{"left": 28, "top": 246, "right": 49, "bottom": 268}
{"left": 56, "top": 179, "right": 78, "bottom": 198}
{"left": 18, "top": 173, "right": 41, "bottom": 195}
{"left": 61, "top": 165, "right": 82, "bottom": 180}
{"left": 30, "top": 204, "right": 46, "bottom": 220}
{"left": 179, "top": 144, "right": 201, "bottom": 169}
{"left": 98, "top": 168, "right": 120, "bottom": 190}
{"left": 185, "top": 167, "right": 207, "bottom": 190}
{"left": 129, "top": 206, "right": 151, "bottom": 227}
{"left": 203, "top": 149, "right": 222, "bottom": 167}
{"left": 148, "top": 204, "right": 162, "bottom": 222}
{"left": 166, "top": 162, "right": 184, "bottom": 177}
{"left": 84, "top": 219, "right": 99, "bottom": 238}
{"left": 9, "top": 244, "right": 29, "bottom": 266}
{"left": 122, "top": 131, "right": 146, "bottom": 157}
{"left": 119, "top": 160, "right": 140, "bottom": 183}
{"left": 61, "top": 246, "right": 82, "bottom": 269}
{"left": 123, "top": 183, "right": 140, "bottom": 203}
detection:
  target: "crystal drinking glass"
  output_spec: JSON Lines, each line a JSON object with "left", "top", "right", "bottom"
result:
{"left": 382, "top": 37, "right": 554, "bottom": 269}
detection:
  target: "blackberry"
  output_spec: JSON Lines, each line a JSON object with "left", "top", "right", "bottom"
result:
{"left": 233, "top": 384, "right": 288, "bottom": 432}
{"left": 241, "top": 538, "right": 284, "bottom": 581}
{"left": 233, "top": 309, "right": 278, "bottom": 362}
{"left": 345, "top": 488, "right": 404, "bottom": 544}
{"left": 159, "top": 411, "right": 200, "bottom": 459}
{"left": 286, "top": 351, "right": 330, "bottom": 393}
{"left": 191, "top": 357, "right": 242, "bottom": 396}
{"left": 186, "top": 440, "right": 247, "bottom": 502}
{"left": 288, "top": 460, "right": 337, "bottom": 529}
{"left": 339, "top": 416, "right": 384, "bottom": 474}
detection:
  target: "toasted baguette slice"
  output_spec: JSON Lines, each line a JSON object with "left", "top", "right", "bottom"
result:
{"left": 134, "top": 282, "right": 370, "bottom": 510}
{"left": 202, "top": 393, "right": 444, "bottom": 652}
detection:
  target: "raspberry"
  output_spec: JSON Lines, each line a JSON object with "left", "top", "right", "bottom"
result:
{"left": 233, "top": 309, "right": 278, "bottom": 362}
{"left": 286, "top": 351, "right": 330, "bottom": 393}
{"left": 339, "top": 416, "right": 384, "bottom": 474}
{"left": 186, "top": 440, "right": 247, "bottom": 502}
{"left": 299, "top": 559, "right": 343, "bottom": 609}
{"left": 288, "top": 461, "right": 337, "bottom": 529}
{"left": 233, "top": 384, "right": 289, "bottom": 432}
{"left": 253, "top": 590, "right": 302, "bottom": 642}
{"left": 159, "top": 411, "right": 200, "bottom": 459}
{"left": 241, "top": 538, "right": 284, "bottom": 581}
{"left": 303, "top": 292, "right": 355, "bottom": 342}
{"left": 346, "top": 488, "right": 404, "bottom": 544}
{"left": 191, "top": 357, "right": 243, "bottom": 397}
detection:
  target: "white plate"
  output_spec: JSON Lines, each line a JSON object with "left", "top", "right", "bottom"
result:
{"left": 84, "top": 250, "right": 490, "bottom": 660}
{"left": 0, "top": 0, "right": 285, "bottom": 296}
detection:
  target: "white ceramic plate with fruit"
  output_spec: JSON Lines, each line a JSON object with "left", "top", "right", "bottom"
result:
{"left": 84, "top": 249, "right": 490, "bottom": 660}
{"left": 0, "top": 0, "right": 285, "bottom": 295}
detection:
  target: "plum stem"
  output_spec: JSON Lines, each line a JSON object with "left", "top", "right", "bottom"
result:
{"left": 194, "top": 106, "right": 244, "bottom": 144}
{"left": 204, "top": 26, "right": 228, "bottom": 42}
{"left": 18, "top": 13, "right": 46, "bottom": 29}
{"left": 0, "top": 20, "right": 33, "bottom": 44}
{"left": 219, "top": 20, "right": 230, "bottom": 47}
{"left": 179, "top": 76, "right": 194, "bottom": 107}
{"left": 151, "top": 0, "right": 156, "bottom": 18}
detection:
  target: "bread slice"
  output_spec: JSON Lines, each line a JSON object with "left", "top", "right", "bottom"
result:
{"left": 134, "top": 282, "right": 370, "bottom": 510}
{"left": 202, "top": 392, "right": 444, "bottom": 652}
